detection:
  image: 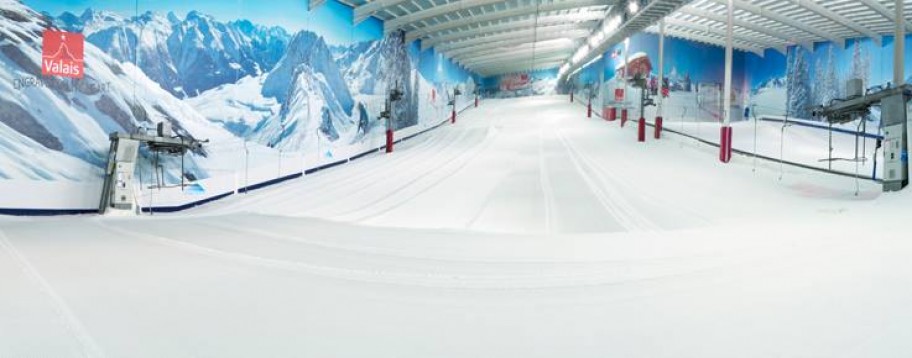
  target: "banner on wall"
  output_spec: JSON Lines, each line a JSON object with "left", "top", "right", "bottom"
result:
{"left": 41, "top": 30, "right": 84, "bottom": 79}
{"left": 500, "top": 73, "right": 531, "bottom": 91}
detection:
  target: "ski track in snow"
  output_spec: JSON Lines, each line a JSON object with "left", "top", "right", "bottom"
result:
{"left": 317, "top": 127, "right": 483, "bottom": 219}
{"left": 0, "top": 228, "right": 106, "bottom": 358}
{"left": 341, "top": 127, "right": 499, "bottom": 223}
{"left": 90, "top": 216, "right": 806, "bottom": 291}
{"left": 202, "top": 119, "right": 451, "bottom": 216}
{"left": 538, "top": 123, "right": 556, "bottom": 233}
{"left": 555, "top": 127, "right": 660, "bottom": 232}
{"left": 5, "top": 95, "right": 910, "bottom": 357}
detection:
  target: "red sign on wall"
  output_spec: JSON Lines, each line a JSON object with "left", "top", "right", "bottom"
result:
{"left": 500, "top": 73, "right": 530, "bottom": 91}
{"left": 42, "top": 30, "right": 84, "bottom": 79}
{"left": 614, "top": 88, "right": 624, "bottom": 102}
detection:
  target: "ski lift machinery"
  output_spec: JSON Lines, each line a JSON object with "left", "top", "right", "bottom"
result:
{"left": 98, "top": 122, "right": 207, "bottom": 215}
{"left": 449, "top": 86, "right": 461, "bottom": 123}
{"left": 812, "top": 80, "right": 911, "bottom": 192}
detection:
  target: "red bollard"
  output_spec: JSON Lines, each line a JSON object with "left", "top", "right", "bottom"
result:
{"left": 719, "top": 126, "right": 733, "bottom": 163}
{"left": 637, "top": 118, "right": 646, "bottom": 142}
{"left": 654, "top": 116, "right": 663, "bottom": 139}
{"left": 587, "top": 101, "right": 592, "bottom": 118}
{"left": 475, "top": 97, "right": 479, "bottom": 107}
{"left": 451, "top": 109, "right": 456, "bottom": 124}
{"left": 608, "top": 107, "right": 617, "bottom": 121}
{"left": 385, "top": 129, "right": 394, "bottom": 153}
{"left": 620, "top": 108, "right": 628, "bottom": 127}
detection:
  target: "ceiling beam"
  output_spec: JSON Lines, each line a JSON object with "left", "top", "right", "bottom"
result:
{"left": 420, "top": 17, "right": 599, "bottom": 49}
{"left": 477, "top": 61, "right": 564, "bottom": 72}
{"left": 406, "top": 0, "right": 613, "bottom": 42}
{"left": 476, "top": 61, "right": 564, "bottom": 76}
{"left": 441, "top": 36, "right": 582, "bottom": 57}
{"left": 449, "top": 38, "right": 578, "bottom": 60}
{"left": 677, "top": 6, "right": 810, "bottom": 49}
{"left": 463, "top": 52, "right": 572, "bottom": 68}
{"left": 354, "top": 0, "right": 409, "bottom": 24}
{"left": 789, "top": 0, "right": 882, "bottom": 45}
{"left": 645, "top": 27, "right": 764, "bottom": 56}
{"left": 455, "top": 41, "right": 579, "bottom": 64}
{"left": 461, "top": 48, "right": 573, "bottom": 65}
{"left": 438, "top": 28, "right": 591, "bottom": 53}
{"left": 385, "top": 0, "right": 508, "bottom": 34}
{"left": 663, "top": 18, "right": 786, "bottom": 54}
{"left": 856, "top": 0, "right": 912, "bottom": 33}
{"left": 707, "top": 0, "right": 844, "bottom": 47}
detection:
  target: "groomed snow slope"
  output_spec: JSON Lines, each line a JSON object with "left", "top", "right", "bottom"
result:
{"left": 2, "top": 96, "right": 911, "bottom": 357}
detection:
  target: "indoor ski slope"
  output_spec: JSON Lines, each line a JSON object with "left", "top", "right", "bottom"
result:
{"left": 2, "top": 96, "right": 911, "bottom": 357}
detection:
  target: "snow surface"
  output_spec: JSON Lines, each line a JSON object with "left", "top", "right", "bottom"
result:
{"left": 2, "top": 96, "right": 911, "bottom": 357}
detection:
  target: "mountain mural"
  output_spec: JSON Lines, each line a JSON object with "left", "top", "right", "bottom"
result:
{"left": 0, "top": 0, "right": 234, "bottom": 180}
{"left": 1, "top": 0, "right": 479, "bottom": 193}
{"left": 52, "top": 8, "right": 290, "bottom": 98}
{"left": 255, "top": 31, "right": 356, "bottom": 149}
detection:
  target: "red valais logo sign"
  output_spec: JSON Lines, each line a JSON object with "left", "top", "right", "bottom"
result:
{"left": 42, "top": 30, "right": 84, "bottom": 79}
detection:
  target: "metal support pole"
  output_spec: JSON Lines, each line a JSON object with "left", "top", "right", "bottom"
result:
{"left": 828, "top": 123, "right": 833, "bottom": 171}
{"left": 657, "top": 19, "right": 665, "bottom": 117}
{"left": 897, "top": 0, "right": 909, "bottom": 187}
{"left": 244, "top": 141, "right": 249, "bottom": 194}
{"left": 895, "top": 0, "right": 905, "bottom": 87}
{"left": 720, "top": 0, "right": 734, "bottom": 163}
{"left": 623, "top": 37, "right": 630, "bottom": 121}
{"left": 656, "top": 19, "right": 665, "bottom": 139}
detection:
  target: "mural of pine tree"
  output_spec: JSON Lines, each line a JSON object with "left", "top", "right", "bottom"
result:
{"left": 787, "top": 47, "right": 811, "bottom": 119}
{"left": 851, "top": 40, "right": 870, "bottom": 88}
{"left": 823, "top": 45, "right": 840, "bottom": 106}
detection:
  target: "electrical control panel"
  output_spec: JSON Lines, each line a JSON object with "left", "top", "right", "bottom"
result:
{"left": 882, "top": 94, "right": 908, "bottom": 191}
{"left": 110, "top": 139, "right": 140, "bottom": 212}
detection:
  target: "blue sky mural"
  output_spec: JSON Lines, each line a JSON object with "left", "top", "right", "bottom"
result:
{"left": 417, "top": 47, "right": 474, "bottom": 85}
{"left": 25, "top": 0, "right": 383, "bottom": 45}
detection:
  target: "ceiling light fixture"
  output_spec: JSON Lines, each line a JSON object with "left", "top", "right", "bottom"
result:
{"left": 628, "top": 0, "right": 639, "bottom": 14}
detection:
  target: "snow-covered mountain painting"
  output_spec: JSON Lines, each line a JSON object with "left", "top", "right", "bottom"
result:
{"left": 0, "top": 0, "right": 233, "bottom": 183}
{"left": 51, "top": 8, "right": 291, "bottom": 99}
{"left": 2, "top": 0, "right": 479, "bottom": 210}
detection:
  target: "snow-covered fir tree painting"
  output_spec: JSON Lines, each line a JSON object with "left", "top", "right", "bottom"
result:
{"left": 786, "top": 47, "right": 812, "bottom": 119}
{"left": 745, "top": 36, "right": 901, "bottom": 122}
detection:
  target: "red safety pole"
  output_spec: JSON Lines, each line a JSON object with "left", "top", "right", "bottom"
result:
{"left": 451, "top": 108, "right": 456, "bottom": 124}
{"left": 654, "top": 116, "right": 663, "bottom": 139}
{"left": 475, "top": 96, "right": 479, "bottom": 108}
{"left": 637, "top": 117, "right": 646, "bottom": 142}
{"left": 587, "top": 98, "right": 592, "bottom": 118}
{"left": 719, "top": 126, "right": 733, "bottom": 163}
{"left": 621, "top": 108, "right": 628, "bottom": 127}
{"left": 385, "top": 129, "right": 394, "bottom": 153}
